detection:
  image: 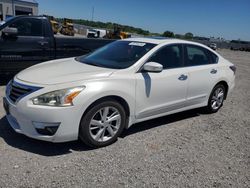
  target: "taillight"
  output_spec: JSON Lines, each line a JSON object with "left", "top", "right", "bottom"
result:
{"left": 229, "top": 65, "right": 236, "bottom": 75}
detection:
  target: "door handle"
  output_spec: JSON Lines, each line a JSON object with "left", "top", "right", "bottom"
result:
{"left": 38, "top": 41, "right": 49, "bottom": 46}
{"left": 210, "top": 69, "right": 217, "bottom": 74}
{"left": 178, "top": 74, "right": 188, "bottom": 81}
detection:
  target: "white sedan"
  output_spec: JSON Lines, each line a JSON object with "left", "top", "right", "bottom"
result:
{"left": 3, "top": 38, "right": 236, "bottom": 147}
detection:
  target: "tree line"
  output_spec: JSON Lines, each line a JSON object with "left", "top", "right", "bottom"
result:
{"left": 65, "top": 18, "right": 151, "bottom": 36}
{"left": 56, "top": 17, "right": 196, "bottom": 38}
{"left": 162, "top": 31, "right": 194, "bottom": 39}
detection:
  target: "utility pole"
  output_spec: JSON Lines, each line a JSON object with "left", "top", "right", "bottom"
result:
{"left": 91, "top": 6, "right": 94, "bottom": 21}
{"left": 12, "top": 0, "right": 15, "bottom": 16}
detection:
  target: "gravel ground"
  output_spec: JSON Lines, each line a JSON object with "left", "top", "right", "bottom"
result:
{"left": 0, "top": 49, "right": 249, "bottom": 187}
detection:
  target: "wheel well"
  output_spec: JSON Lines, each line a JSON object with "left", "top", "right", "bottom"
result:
{"left": 216, "top": 81, "right": 229, "bottom": 99}
{"left": 83, "top": 96, "right": 130, "bottom": 118}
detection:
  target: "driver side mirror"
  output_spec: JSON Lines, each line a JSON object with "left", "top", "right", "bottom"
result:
{"left": 142, "top": 62, "right": 163, "bottom": 73}
{"left": 2, "top": 27, "right": 18, "bottom": 37}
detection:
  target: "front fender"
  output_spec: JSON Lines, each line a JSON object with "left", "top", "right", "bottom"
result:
{"left": 73, "top": 78, "right": 136, "bottom": 127}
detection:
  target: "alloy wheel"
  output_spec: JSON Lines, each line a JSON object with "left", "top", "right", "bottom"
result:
{"left": 210, "top": 87, "right": 224, "bottom": 110}
{"left": 89, "top": 106, "right": 121, "bottom": 142}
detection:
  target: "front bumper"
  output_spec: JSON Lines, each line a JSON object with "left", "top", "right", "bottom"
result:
{"left": 3, "top": 96, "right": 82, "bottom": 143}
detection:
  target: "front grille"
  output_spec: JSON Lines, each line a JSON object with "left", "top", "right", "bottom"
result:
{"left": 6, "top": 80, "right": 42, "bottom": 103}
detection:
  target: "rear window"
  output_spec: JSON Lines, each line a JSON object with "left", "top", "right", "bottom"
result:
{"left": 186, "top": 45, "right": 210, "bottom": 66}
{"left": 185, "top": 44, "right": 218, "bottom": 66}
{"left": 207, "top": 50, "right": 219, "bottom": 64}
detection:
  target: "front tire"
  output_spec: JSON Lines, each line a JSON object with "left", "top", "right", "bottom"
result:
{"left": 79, "top": 100, "right": 126, "bottom": 148}
{"left": 206, "top": 84, "right": 226, "bottom": 113}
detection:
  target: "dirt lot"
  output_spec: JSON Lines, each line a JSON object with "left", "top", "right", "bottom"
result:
{"left": 0, "top": 49, "right": 249, "bottom": 187}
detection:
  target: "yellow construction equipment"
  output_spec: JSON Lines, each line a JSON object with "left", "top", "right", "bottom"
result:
{"left": 50, "top": 20, "right": 60, "bottom": 34}
{"left": 60, "top": 18, "right": 75, "bottom": 36}
{"left": 104, "top": 24, "right": 131, "bottom": 39}
{"left": 43, "top": 15, "right": 60, "bottom": 34}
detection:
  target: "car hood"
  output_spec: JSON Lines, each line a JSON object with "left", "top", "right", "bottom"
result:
{"left": 16, "top": 58, "right": 115, "bottom": 85}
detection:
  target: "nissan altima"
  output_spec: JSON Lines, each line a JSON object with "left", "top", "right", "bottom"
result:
{"left": 3, "top": 38, "right": 236, "bottom": 147}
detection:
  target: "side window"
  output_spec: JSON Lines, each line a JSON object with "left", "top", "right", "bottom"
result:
{"left": 185, "top": 45, "right": 210, "bottom": 66}
{"left": 148, "top": 45, "right": 183, "bottom": 69}
{"left": 9, "top": 18, "right": 43, "bottom": 36}
{"left": 207, "top": 50, "right": 219, "bottom": 64}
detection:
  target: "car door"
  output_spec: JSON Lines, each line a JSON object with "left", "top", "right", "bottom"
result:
{"left": 0, "top": 17, "right": 51, "bottom": 74}
{"left": 183, "top": 44, "right": 220, "bottom": 105}
{"left": 135, "top": 44, "right": 188, "bottom": 120}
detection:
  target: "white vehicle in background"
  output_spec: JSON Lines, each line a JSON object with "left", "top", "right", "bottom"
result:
{"left": 209, "top": 43, "right": 217, "bottom": 50}
{"left": 87, "top": 28, "right": 106, "bottom": 38}
{"left": 3, "top": 38, "right": 236, "bottom": 147}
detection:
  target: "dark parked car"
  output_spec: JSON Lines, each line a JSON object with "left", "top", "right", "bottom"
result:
{"left": 0, "top": 16, "right": 114, "bottom": 75}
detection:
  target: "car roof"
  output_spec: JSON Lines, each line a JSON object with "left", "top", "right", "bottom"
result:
{"left": 123, "top": 37, "right": 206, "bottom": 46}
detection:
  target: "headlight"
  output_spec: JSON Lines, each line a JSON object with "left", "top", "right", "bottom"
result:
{"left": 32, "top": 86, "right": 85, "bottom": 107}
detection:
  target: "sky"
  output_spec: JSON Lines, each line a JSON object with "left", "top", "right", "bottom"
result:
{"left": 36, "top": 0, "right": 250, "bottom": 41}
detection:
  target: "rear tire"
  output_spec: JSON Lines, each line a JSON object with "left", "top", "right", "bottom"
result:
{"left": 79, "top": 100, "right": 126, "bottom": 148}
{"left": 205, "top": 84, "right": 226, "bottom": 113}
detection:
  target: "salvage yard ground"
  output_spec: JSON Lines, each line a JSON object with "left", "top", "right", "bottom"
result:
{"left": 0, "top": 49, "right": 249, "bottom": 187}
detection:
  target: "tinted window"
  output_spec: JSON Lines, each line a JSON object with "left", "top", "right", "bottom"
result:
{"left": 76, "top": 41, "right": 156, "bottom": 69}
{"left": 148, "top": 45, "right": 183, "bottom": 69}
{"left": 185, "top": 45, "right": 210, "bottom": 66}
{"left": 207, "top": 50, "right": 219, "bottom": 64}
{"left": 9, "top": 18, "right": 43, "bottom": 36}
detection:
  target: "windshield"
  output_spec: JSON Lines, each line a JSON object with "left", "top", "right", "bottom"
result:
{"left": 76, "top": 41, "right": 156, "bottom": 69}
